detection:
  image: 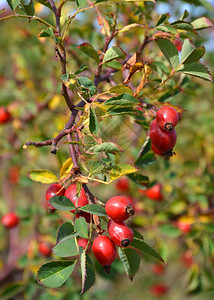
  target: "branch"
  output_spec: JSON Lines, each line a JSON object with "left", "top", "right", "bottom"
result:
{"left": 23, "top": 126, "right": 75, "bottom": 153}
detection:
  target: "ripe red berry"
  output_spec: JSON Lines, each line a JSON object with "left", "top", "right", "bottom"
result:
{"left": 181, "top": 251, "right": 193, "bottom": 268}
{"left": 173, "top": 38, "right": 182, "bottom": 52}
{"left": 156, "top": 106, "right": 179, "bottom": 131}
{"left": 152, "top": 263, "right": 165, "bottom": 275}
{"left": 108, "top": 219, "right": 134, "bottom": 247}
{"left": 76, "top": 212, "right": 91, "bottom": 223}
{"left": 38, "top": 242, "right": 52, "bottom": 257}
{"left": 150, "top": 119, "right": 177, "bottom": 152}
{"left": 105, "top": 196, "right": 135, "bottom": 222}
{"left": 1, "top": 212, "right": 19, "bottom": 229}
{"left": 65, "top": 183, "right": 88, "bottom": 213}
{"left": 115, "top": 177, "right": 130, "bottom": 193}
{"left": 150, "top": 284, "right": 168, "bottom": 296}
{"left": 151, "top": 144, "right": 174, "bottom": 159}
{"left": 176, "top": 220, "right": 191, "bottom": 233}
{"left": 0, "top": 107, "right": 11, "bottom": 124}
{"left": 77, "top": 238, "right": 90, "bottom": 250}
{"left": 145, "top": 183, "right": 163, "bottom": 201}
{"left": 46, "top": 183, "right": 65, "bottom": 209}
{"left": 92, "top": 235, "right": 117, "bottom": 272}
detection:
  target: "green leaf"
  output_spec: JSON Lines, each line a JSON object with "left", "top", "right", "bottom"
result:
{"left": 127, "top": 173, "right": 149, "bottom": 190}
{"left": 110, "top": 164, "right": 139, "bottom": 182}
{"left": 77, "top": 43, "right": 100, "bottom": 64}
{"left": 74, "top": 217, "right": 88, "bottom": 239}
{"left": 74, "top": 65, "right": 90, "bottom": 75}
{"left": 28, "top": 169, "right": 58, "bottom": 184}
{"left": 110, "top": 85, "right": 133, "bottom": 95}
{"left": 156, "top": 25, "right": 177, "bottom": 35}
{"left": 156, "top": 13, "right": 171, "bottom": 26}
{"left": 36, "top": 0, "right": 52, "bottom": 10}
{"left": 78, "top": 77, "right": 97, "bottom": 97}
{"left": 103, "top": 46, "right": 126, "bottom": 64}
{"left": 177, "top": 62, "right": 213, "bottom": 82}
{"left": 138, "top": 137, "right": 151, "bottom": 158}
{"left": 80, "top": 249, "right": 96, "bottom": 294}
{"left": 107, "top": 106, "right": 138, "bottom": 116}
{"left": 53, "top": 223, "right": 78, "bottom": 257}
{"left": 103, "top": 60, "right": 123, "bottom": 70}
{"left": 156, "top": 38, "right": 179, "bottom": 70}
{"left": 105, "top": 93, "right": 139, "bottom": 106}
{"left": 37, "top": 261, "right": 77, "bottom": 288}
{"left": 88, "top": 142, "right": 123, "bottom": 154}
{"left": 79, "top": 204, "right": 106, "bottom": 216}
{"left": 89, "top": 107, "right": 100, "bottom": 136}
{"left": 57, "top": 222, "right": 75, "bottom": 243}
{"left": 150, "top": 61, "right": 170, "bottom": 76}
{"left": 20, "top": 0, "right": 34, "bottom": 15}
{"left": 89, "top": 161, "right": 106, "bottom": 176}
{"left": 135, "top": 152, "right": 157, "bottom": 168}
{"left": 49, "top": 195, "right": 75, "bottom": 211}
{"left": 180, "top": 39, "right": 205, "bottom": 65}
{"left": 118, "top": 248, "right": 140, "bottom": 280}
{"left": 180, "top": 9, "right": 189, "bottom": 21}
{"left": 171, "top": 20, "right": 194, "bottom": 31}
{"left": 6, "top": 0, "right": 20, "bottom": 11}
{"left": 118, "top": 23, "right": 141, "bottom": 33}
{"left": 38, "top": 28, "right": 62, "bottom": 45}
{"left": 191, "top": 17, "right": 213, "bottom": 30}
{"left": 131, "top": 237, "right": 164, "bottom": 263}
{"left": 75, "top": 0, "right": 87, "bottom": 8}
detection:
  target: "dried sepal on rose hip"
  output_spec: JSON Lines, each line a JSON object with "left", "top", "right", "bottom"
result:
{"left": 107, "top": 219, "right": 134, "bottom": 247}
{"left": 105, "top": 196, "right": 135, "bottom": 222}
{"left": 92, "top": 235, "right": 117, "bottom": 273}
{"left": 156, "top": 106, "right": 179, "bottom": 131}
{"left": 149, "top": 119, "right": 177, "bottom": 152}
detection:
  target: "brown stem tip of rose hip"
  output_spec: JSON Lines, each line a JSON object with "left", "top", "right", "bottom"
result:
{"left": 103, "top": 265, "right": 112, "bottom": 273}
{"left": 126, "top": 205, "right": 135, "bottom": 217}
{"left": 164, "top": 122, "right": 174, "bottom": 131}
{"left": 121, "top": 238, "right": 131, "bottom": 247}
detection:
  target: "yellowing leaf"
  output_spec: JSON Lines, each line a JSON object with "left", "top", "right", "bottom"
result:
{"left": 59, "top": 158, "right": 73, "bottom": 180}
{"left": 110, "top": 164, "right": 139, "bottom": 182}
{"left": 49, "top": 95, "right": 62, "bottom": 110}
{"left": 28, "top": 169, "right": 58, "bottom": 184}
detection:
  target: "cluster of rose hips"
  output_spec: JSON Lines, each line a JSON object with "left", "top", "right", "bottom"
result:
{"left": 150, "top": 106, "right": 179, "bottom": 158}
{"left": 46, "top": 183, "right": 135, "bottom": 271}
{"left": 93, "top": 196, "right": 135, "bottom": 272}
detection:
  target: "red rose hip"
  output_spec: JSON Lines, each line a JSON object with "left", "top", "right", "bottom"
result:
{"left": 145, "top": 183, "right": 163, "bottom": 201}
{"left": 38, "top": 242, "right": 52, "bottom": 257}
{"left": 150, "top": 119, "right": 177, "bottom": 152}
{"left": 1, "top": 212, "right": 19, "bottom": 229}
{"left": 108, "top": 219, "right": 134, "bottom": 247}
{"left": 92, "top": 235, "right": 117, "bottom": 272}
{"left": 0, "top": 107, "right": 11, "bottom": 124}
{"left": 156, "top": 106, "right": 179, "bottom": 131}
{"left": 46, "top": 183, "right": 65, "bottom": 209}
{"left": 65, "top": 183, "right": 88, "bottom": 212}
{"left": 105, "top": 196, "right": 135, "bottom": 221}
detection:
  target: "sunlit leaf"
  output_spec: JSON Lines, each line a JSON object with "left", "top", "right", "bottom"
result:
{"left": 28, "top": 169, "right": 58, "bottom": 184}
{"left": 37, "top": 261, "right": 77, "bottom": 288}
{"left": 110, "top": 164, "right": 139, "bottom": 182}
